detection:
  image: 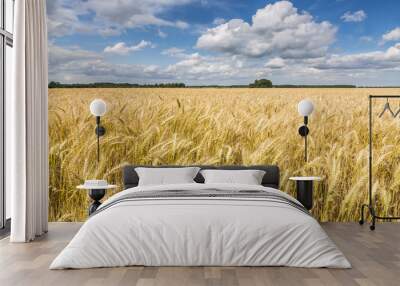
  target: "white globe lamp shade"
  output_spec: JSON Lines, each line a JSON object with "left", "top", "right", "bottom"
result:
{"left": 298, "top": 99, "right": 314, "bottom": 117}
{"left": 90, "top": 99, "right": 107, "bottom": 117}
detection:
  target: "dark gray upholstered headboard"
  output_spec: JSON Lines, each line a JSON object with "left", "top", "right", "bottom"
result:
{"left": 122, "top": 165, "right": 280, "bottom": 190}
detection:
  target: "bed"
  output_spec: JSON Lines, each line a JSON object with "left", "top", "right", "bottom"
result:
{"left": 50, "top": 165, "right": 350, "bottom": 269}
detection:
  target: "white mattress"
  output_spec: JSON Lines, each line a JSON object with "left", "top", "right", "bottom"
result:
{"left": 50, "top": 183, "right": 351, "bottom": 269}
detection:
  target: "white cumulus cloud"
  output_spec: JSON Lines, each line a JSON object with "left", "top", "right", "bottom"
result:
{"left": 46, "top": 0, "right": 91, "bottom": 37}
{"left": 104, "top": 41, "right": 154, "bottom": 55}
{"left": 48, "top": 42, "right": 400, "bottom": 86}
{"left": 265, "top": 57, "right": 285, "bottom": 69}
{"left": 360, "top": 36, "right": 373, "bottom": 42}
{"left": 48, "top": 42, "right": 102, "bottom": 67}
{"left": 48, "top": 43, "right": 171, "bottom": 83}
{"left": 213, "top": 18, "right": 226, "bottom": 25}
{"left": 165, "top": 53, "right": 246, "bottom": 81}
{"left": 46, "top": 0, "right": 192, "bottom": 37}
{"left": 341, "top": 10, "right": 367, "bottom": 22}
{"left": 99, "top": 27, "right": 122, "bottom": 37}
{"left": 313, "top": 43, "right": 400, "bottom": 70}
{"left": 382, "top": 27, "right": 400, "bottom": 43}
{"left": 158, "top": 30, "right": 168, "bottom": 38}
{"left": 162, "top": 47, "right": 186, "bottom": 57}
{"left": 196, "top": 0, "right": 337, "bottom": 59}
{"left": 83, "top": 0, "right": 190, "bottom": 30}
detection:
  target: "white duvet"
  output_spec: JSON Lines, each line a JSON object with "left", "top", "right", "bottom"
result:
{"left": 50, "top": 183, "right": 351, "bottom": 269}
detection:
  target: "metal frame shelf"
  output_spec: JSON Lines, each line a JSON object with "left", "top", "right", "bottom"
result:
{"left": 359, "top": 95, "right": 400, "bottom": 230}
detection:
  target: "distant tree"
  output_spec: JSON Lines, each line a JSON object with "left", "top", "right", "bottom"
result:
{"left": 249, "top": 79, "right": 273, "bottom": 88}
{"left": 48, "top": 81, "right": 62, "bottom": 88}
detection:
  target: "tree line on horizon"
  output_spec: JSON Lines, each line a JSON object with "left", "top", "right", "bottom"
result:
{"left": 48, "top": 81, "right": 186, "bottom": 88}
{"left": 48, "top": 80, "right": 357, "bottom": 89}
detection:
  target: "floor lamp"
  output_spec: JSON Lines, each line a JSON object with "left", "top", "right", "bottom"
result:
{"left": 297, "top": 99, "right": 314, "bottom": 162}
{"left": 89, "top": 99, "right": 107, "bottom": 164}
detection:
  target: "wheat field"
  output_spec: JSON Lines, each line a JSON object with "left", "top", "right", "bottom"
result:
{"left": 48, "top": 88, "right": 400, "bottom": 222}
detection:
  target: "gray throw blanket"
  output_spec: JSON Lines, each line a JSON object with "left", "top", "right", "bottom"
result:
{"left": 91, "top": 189, "right": 309, "bottom": 217}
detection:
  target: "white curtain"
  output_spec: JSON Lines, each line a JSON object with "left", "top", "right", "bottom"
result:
{"left": 9, "top": 0, "right": 49, "bottom": 242}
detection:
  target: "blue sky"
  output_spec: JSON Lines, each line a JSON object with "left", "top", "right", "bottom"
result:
{"left": 47, "top": 0, "right": 400, "bottom": 85}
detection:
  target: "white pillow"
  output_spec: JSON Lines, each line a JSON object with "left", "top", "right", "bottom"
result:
{"left": 200, "top": 169, "right": 266, "bottom": 185}
{"left": 135, "top": 167, "right": 200, "bottom": 186}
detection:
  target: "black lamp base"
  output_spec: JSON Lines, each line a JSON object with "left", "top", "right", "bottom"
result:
{"left": 296, "top": 181, "right": 313, "bottom": 210}
{"left": 298, "top": 125, "right": 309, "bottom": 136}
{"left": 88, "top": 189, "right": 106, "bottom": 215}
{"left": 95, "top": 125, "right": 106, "bottom": 136}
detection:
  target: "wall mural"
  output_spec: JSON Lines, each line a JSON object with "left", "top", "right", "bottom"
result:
{"left": 47, "top": 0, "right": 400, "bottom": 221}
{"left": 48, "top": 88, "right": 400, "bottom": 221}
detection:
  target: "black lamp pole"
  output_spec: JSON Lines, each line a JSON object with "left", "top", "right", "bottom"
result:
{"left": 298, "top": 116, "right": 310, "bottom": 162}
{"left": 95, "top": 116, "right": 106, "bottom": 164}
